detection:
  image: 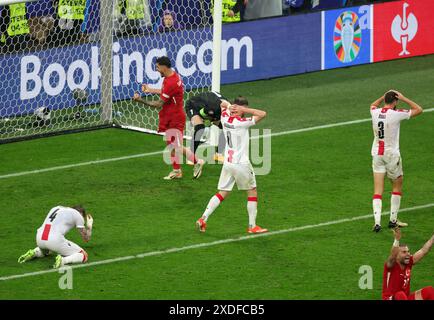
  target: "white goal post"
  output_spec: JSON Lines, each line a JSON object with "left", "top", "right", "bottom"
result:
{"left": 0, "top": 0, "right": 222, "bottom": 143}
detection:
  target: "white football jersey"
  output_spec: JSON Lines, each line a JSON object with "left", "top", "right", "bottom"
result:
{"left": 370, "top": 107, "right": 411, "bottom": 156}
{"left": 221, "top": 110, "right": 255, "bottom": 164}
{"left": 39, "top": 206, "right": 85, "bottom": 236}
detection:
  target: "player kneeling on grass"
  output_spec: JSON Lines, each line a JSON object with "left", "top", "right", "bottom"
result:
{"left": 18, "top": 205, "right": 93, "bottom": 269}
{"left": 196, "top": 103, "right": 268, "bottom": 234}
{"left": 382, "top": 228, "right": 433, "bottom": 300}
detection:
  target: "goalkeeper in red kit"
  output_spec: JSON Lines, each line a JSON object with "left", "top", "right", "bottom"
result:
{"left": 382, "top": 228, "right": 434, "bottom": 300}
{"left": 132, "top": 56, "right": 203, "bottom": 180}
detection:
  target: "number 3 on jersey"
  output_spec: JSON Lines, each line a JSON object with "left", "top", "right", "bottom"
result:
{"left": 378, "top": 121, "right": 385, "bottom": 139}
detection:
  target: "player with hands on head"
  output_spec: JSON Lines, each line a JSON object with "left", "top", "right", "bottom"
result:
{"left": 196, "top": 100, "right": 268, "bottom": 234}
{"left": 370, "top": 89, "right": 423, "bottom": 232}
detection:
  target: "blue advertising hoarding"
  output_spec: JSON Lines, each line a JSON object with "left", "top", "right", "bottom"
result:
{"left": 0, "top": 30, "right": 213, "bottom": 117}
{"left": 322, "top": 5, "right": 371, "bottom": 70}
{"left": 222, "top": 12, "right": 321, "bottom": 84}
{"left": 0, "top": 12, "right": 321, "bottom": 117}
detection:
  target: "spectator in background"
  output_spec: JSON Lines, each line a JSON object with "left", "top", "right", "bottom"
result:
{"left": 28, "top": 15, "right": 55, "bottom": 49}
{"left": 113, "top": 0, "right": 152, "bottom": 36}
{"left": 243, "top": 0, "right": 282, "bottom": 21}
{"left": 211, "top": 0, "right": 246, "bottom": 23}
{"left": 0, "top": 3, "right": 33, "bottom": 53}
{"left": 283, "top": 0, "right": 311, "bottom": 14}
{"left": 157, "top": 9, "right": 183, "bottom": 33}
{"left": 46, "top": 0, "right": 87, "bottom": 47}
{"left": 24, "top": 0, "right": 56, "bottom": 50}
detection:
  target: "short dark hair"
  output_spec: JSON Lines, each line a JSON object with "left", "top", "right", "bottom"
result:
{"left": 156, "top": 56, "right": 171, "bottom": 68}
{"left": 385, "top": 91, "right": 398, "bottom": 104}
{"left": 72, "top": 205, "right": 86, "bottom": 216}
{"left": 233, "top": 96, "right": 248, "bottom": 106}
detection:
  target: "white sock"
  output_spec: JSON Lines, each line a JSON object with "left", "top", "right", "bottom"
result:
{"left": 247, "top": 197, "right": 257, "bottom": 228}
{"left": 34, "top": 247, "right": 45, "bottom": 258}
{"left": 202, "top": 194, "right": 223, "bottom": 222}
{"left": 62, "top": 251, "right": 87, "bottom": 265}
{"left": 373, "top": 195, "right": 382, "bottom": 225}
{"left": 390, "top": 192, "right": 402, "bottom": 223}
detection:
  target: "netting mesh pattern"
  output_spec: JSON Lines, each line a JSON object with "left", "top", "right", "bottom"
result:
{"left": 0, "top": 0, "right": 213, "bottom": 141}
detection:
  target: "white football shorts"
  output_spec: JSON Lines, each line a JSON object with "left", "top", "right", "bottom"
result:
{"left": 372, "top": 154, "right": 403, "bottom": 180}
{"left": 36, "top": 228, "right": 83, "bottom": 257}
{"left": 218, "top": 162, "right": 257, "bottom": 191}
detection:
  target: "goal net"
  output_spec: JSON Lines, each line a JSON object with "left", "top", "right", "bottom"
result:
{"left": 0, "top": 0, "right": 217, "bottom": 143}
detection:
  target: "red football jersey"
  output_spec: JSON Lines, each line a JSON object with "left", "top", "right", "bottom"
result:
{"left": 159, "top": 71, "right": 184, "bottom": 119}
{"left": 382, "top": 256, "right": 414, "bottom": 300}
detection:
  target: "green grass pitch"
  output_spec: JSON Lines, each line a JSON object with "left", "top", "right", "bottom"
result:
{"left": 0, "top": 55, "right": 433, "bottom": 299}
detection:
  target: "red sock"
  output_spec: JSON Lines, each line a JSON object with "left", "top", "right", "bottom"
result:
{"left": 166, "top": 141, "right": 181, "bottom": 170}
{"left": 171, "top": 150, "right": 181, "bottom": 170}
{"left": 421, "top": 286, "right": 434, "bottom": 300}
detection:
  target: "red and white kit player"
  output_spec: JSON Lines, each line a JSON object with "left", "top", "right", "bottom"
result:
{"left": 370, "top": 90, "right": 423, "bottom": 232}
{"left": 196, "top": 99, "right": 268, "bottom": 234}
{"left": 18, "top": 205, "right": 93, "bottom": 268}
{"left": 382, "top": 228, "right": 433, "bottom": 300}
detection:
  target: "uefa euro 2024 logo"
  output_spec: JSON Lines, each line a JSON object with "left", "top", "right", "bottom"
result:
{"left": 334, "top": 11, "right": 361, "bottom": 63}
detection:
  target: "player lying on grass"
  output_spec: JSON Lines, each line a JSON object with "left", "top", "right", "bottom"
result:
{"left": 196, "top": 103, "right": 268, "bottom": 234}
{"left": 370, "top": 90, "right": 423, "bottom": 232}
{"left": 18, "top": 205, "right": 93, "bottom": 269}
{"left": 382, "top": 228, "right": 433, "bottom": 300}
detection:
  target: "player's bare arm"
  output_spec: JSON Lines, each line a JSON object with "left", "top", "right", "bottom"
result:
{"left": 220, "top": 99, "right": 231, "bottom": 110}
{"left": 371, "top": 95, "right": 384, "bottom": 108}
{"left": 79, "top": 214, "right": 93, "bottom": 242}
{"left": 386, "top": 228, "right": 401, "bottom": 268}
{"left": 141, "top": 84, "right": 162, "bottom": 95}
{"left": 234, "top": 105, "right": 267, "bottom": 123}
{"left": 413, "top": 233, "right": 434, "bottom": 264}
{"left": 132, "top": 92, "right": 164, "bottom": 108}
{"left": 398, "top": 93, "right": 423, "bottom": 118}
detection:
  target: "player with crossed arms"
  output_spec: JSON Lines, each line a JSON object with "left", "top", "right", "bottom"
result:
{"left": 382, "top": 228, "right": 433, "bottom": 300}
{"left": 196, "top": 102, "right": 268, "bottom": 234}
{"left": 370, "top": 90, "right": 423, "bottom": 232}
{"left": 18, "top": 205, "right": 93, "bottom": 268}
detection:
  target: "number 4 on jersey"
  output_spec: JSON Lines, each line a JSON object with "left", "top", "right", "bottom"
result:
{"left": 49, "top": 209, "right": 59, "bottom": 222}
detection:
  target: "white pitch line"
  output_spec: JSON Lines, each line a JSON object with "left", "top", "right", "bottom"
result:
{"left": 253, "top": 107, "right": 434, "bottom": 139}
{"left": 1, "top": 107, "right": 433, "bottom": 180}
{"left": 0, "top": 150, "right": 164, "bottom": 179}
{"left": 1, "top": 202, "right": 433, "bottom": 282}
